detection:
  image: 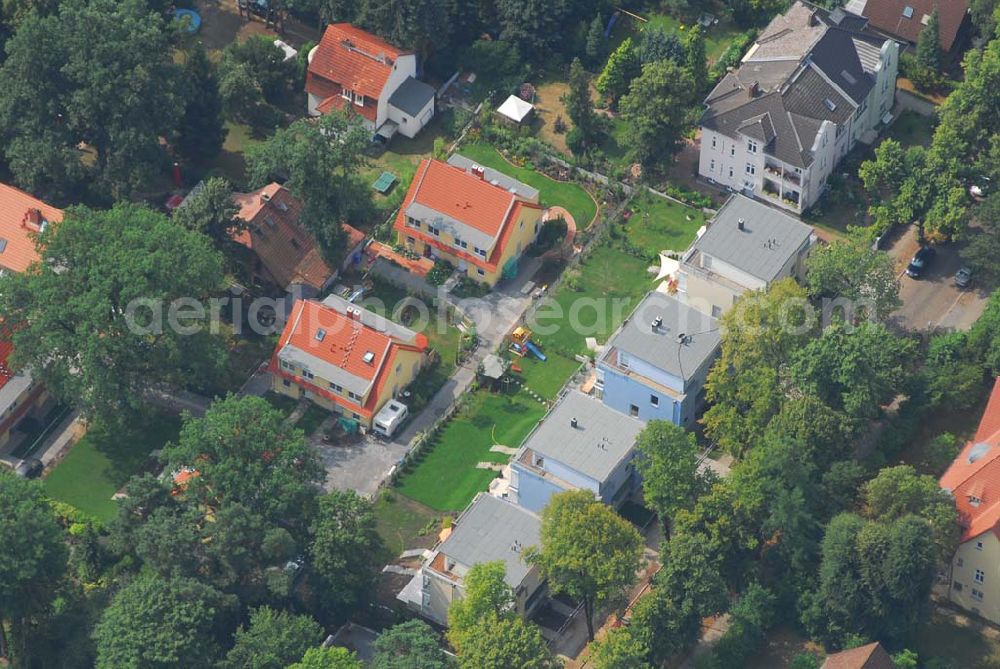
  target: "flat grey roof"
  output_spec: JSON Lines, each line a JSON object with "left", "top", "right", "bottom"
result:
{"left": 521, "top": 390, "right": 645, "bottom": 483}
{"left": 692, "top": 195, "right": 813, "bottom": 282}
{"left": 447, "top": 154, "right": 540, "bottom": 201}
{"left": 439, "top": 494, "right": 540, "bottom": 587}
{"left": 388, "top": 76, "right": 435, "bottom": 117}
{"left": 603, "top": 291, "right": 720, "bottom": 382}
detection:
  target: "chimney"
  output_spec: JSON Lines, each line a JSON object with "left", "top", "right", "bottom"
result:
{"left": 676, "top": 333, "right": 688, "bottom": 344}
{"left": 261, "top": 191, "right": 272, "bottom": 205}
{"left": 472, "top": 165, "right": 485, "bottom": 180}
{"left": 22, "top": 208, "right": 43, "bottom": 232}
{"left": 571, "top": 417, "right": 578, "bottom": 428}
{"left": 737, "top": 218, "right": 745, "bottom": 231}
{"left": 747, "top": 81, "right": 759, "bottom": 99}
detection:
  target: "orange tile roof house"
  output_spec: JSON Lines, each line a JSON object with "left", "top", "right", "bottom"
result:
{"left": 939, "top": 377, "right": 1000, "bottom": 623}
{"left": 821, "top": 642, "right": 895, "bottom": 669}
{"left": 305, "top": 23, "right": 436, "bottom": 140}
{"left": 231, "top": 183, "right": 366, "bottom": 295}
{"left": 394, "top": 156, "right": 544, "bottom": 286}
{"left": 269, "top": 295, "right": 428, "bottom": 429}
{"left": 845, "top": 0, "right": 969, "bottom": 53}
{"left": 0, "top": 183, "right": 63, "bottom": 450}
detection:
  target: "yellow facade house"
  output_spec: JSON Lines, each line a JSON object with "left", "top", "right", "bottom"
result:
{"left": 394, "top": 155, "right": 544, "bottom": 286}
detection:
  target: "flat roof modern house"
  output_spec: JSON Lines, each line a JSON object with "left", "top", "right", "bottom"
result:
{"left": 677, "top": 195, "right": 815, "bottom": 318}
{"left": 596, "top": 291, "right": 721, "bottom": 428}
{"left": 505, "top": 390, "right": 646, "bottom": 513}
{"left": 399, "top": 494, "right": 545, "bottom": 626}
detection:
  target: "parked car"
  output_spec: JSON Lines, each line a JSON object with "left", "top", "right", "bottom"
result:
{"left": 906, "top": 247, "right": 936, "bottom": 278}
{"left": 955, "top": 266, "right": 973, "bottom": 288}
{"left": 14, "top": 457, "right": 43, "bottom": 478}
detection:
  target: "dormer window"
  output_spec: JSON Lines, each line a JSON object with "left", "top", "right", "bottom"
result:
{"left": 970, "top": 495, "right": 982, "bottom": 507}
{"left": 354, "top": 91, "right": 364, "bottom": 106}
{"left": 747, "top": 139, "right": 758, "bottom": 153}
{"left": 407, "top": 216, "right": 421, "bottom": 228}
{"left": 341, "top": 86, "right": 351, "bottom": 100}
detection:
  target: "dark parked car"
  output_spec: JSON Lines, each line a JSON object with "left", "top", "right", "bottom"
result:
{"left": 14, "top": 457, "right": 43, "bottom": 478}
{"left": 955, "top": 266, "right": 973, "bottom": 288}
{"left": 906, "top": 246, "right": 936, "bottom": 278}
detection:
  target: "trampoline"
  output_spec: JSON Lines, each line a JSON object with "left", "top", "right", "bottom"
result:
{"left": 173, "top": 8, "right": 202, "bottom": 34}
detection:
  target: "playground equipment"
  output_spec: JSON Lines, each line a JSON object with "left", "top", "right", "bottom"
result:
{"left": 509, "top": 327, "right": 547, "bottom": 362}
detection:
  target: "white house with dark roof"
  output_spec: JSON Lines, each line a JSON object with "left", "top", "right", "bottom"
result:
{"left": 698, "top": 1, "right": 899, "bottom": 212}
{"left": 504, "top": 390, "right": 647, "bottom": 513}
{"left": 596, "top": 292, "right": 721, "bottom": 428}
{"left": 398, "top": 493, "right": 545, "bottom": 626}
{"left": 676, "top": 194, "right": 815, "bottom": 317}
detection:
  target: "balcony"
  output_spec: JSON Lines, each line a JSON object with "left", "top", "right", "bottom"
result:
{"left": 763, "top": 163, "right": 802, "bottom": 187}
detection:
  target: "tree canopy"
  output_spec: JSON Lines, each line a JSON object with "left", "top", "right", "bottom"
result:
{"left": 634, "top": 420, "right": 711, "bottom": 538}
{"left": 0, "top": 203, "right": 225, "bottom": 425}
{"left": 0, "top": 0, "right": 184, "bottom": 200}
{"left": 246, "top": 112, "right": 372, "bottom": 263}
{"left": 222, "top": 606, "right": 324, "bottom": 669}
{"left": 93, "top": 574, "right": 235, "bottom": 669}
{"left": 372, "top": 619, "right": 453, "bottom": 669}
{"left": 805, "top": 229, "right": 901, "bottom": 321}
{"left": 526, "top": 490, "right": 643, "bottom": 640}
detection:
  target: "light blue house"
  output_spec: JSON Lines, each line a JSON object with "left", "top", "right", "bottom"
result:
{"left": 507, "top": 390, "right": 646, "bottom": 513}
{"left": 596, "top": 291, "right": 720, "bottom": 427}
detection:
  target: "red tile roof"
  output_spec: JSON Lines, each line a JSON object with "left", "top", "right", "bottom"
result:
{"left": 0, "top": 183, "right": 63, "bottom": 274}
{"left": 313, "top": 89, "right": 378, "bottom": 123}
{"left": 940, "top": 378, "right": 1000, "bottom": 542}
{"left": 862, "top": 0, "right": 968, "bottom": 51}
{"left": 821, "top": 642, "right": 894, "bottom": 669}
{"left": 392, "top": 159, "right": 541, "bottom": 272}
{"left": 232, "top": 184, "right": 334, "bottom": 292}
{"left": 269, "top": 299, "right": 427, "bottom": 419}
{"left": 0, "top": 339, "right": 15, "bottom": 393}
{"left": 307, "top": 23, "right": 407, "bottom": 111}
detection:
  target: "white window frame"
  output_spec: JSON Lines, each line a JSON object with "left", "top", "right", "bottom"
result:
{"left": 341, "top": 86, "right": 351, "bottom": 100}
{"left": 353, "top": 91, "right": 364, "bottom": 106}
{"left": 975, "top": 569, "right": 985, "bottom": 584}
{"left": 747, "top": 139, "right": 758, "bottom": 153}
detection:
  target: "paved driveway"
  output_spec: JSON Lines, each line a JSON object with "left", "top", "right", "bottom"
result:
{"left": 319, "top": 260, "right": 541, "bottom": 497}
{"left": 888, "top": 226, "right": 989, "bottom": 332}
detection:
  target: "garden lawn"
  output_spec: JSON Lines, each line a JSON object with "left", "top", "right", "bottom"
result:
{"left": 625, "top": 190, "right": 705, "bottom": 254}
{"left": 44, "top": 411, "right": 182, "bottom": 522}
{"left": 374, "top": 492, "right": 441, "bottom": 556}
{"left": 458, "top": 143, "right": 598, "bottom": 228}
{"left": 533, "top": 239, "right": 652, "bottom": 357}
{"left": 512, "top": 352, "right": 581, "bottom": 400}
{"left": 641, "top": 13, "right": 744, "bottom": 63}
{"left": 395, "top": 390, "right": 546, "bottom": 511}
{"left": 886, "top": 109, "right": 936, "bottom": 148}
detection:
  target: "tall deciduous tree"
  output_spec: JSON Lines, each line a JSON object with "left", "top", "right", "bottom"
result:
{"left": 634, "top": 421, "right": 710, "bottom": 539}
{"left": 0, "top": 204, "right": 225, "bottom": 425}
{"left": 223, "top": 606, "right": 324, "bottom": 669}
{"left": 288, "top": 647, "right": 364, "bottom": 669}
{"left": 702, "top": 279, "right": 815, "bottom": 457}
{"left": 162, "top": 395, "right": 324, "bottom": 529}
{"left": 0, "top": 472, "right": 68, "bottom": 662}
{"left": 589, "top": 627, "right": 652, "bottom": 669}
{"left": 171, "top": 177, "right": 244, "bottom": 247}
{"left": 789, "top": 320, "right": 915, "bottom": 421}
{"left": 447, "top": 561, "right": 516, "bottom": 638}
{"left": 862, "top": 465, "right": 960, "bottom": 563}
{"left": 453, "top": 613, "right": 559, "bottom": 669}
{"left": 246, "top": 112, "right": 372, "bottom": 264}
{"left": 93, "top": 574, "right": 235, "bottom": 669}
{"left": 619, "top": 59, "right": 696, "bottom": 170}
{"left": 0, "top": 0, "right": 184, "bottom": 199}
{"left": 372, "top": 619, "right": 452, "bottom": 669}
{"left": 177, "top": 43, "right": 226, "bottom": 164}
{"left": 962, "top": 192, "right": 1000, "bottom": 283}
{"left": 526, "top": 490, "right": 644, "bottom": 640}
{"left": 308, "top": 490, "right": 385, "bottom": 618}
{"left": 683, "top": 27, "right": 708, "bottom": 92}
{"left": 805, "top": 230, "right": 901, "bottom": 321}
